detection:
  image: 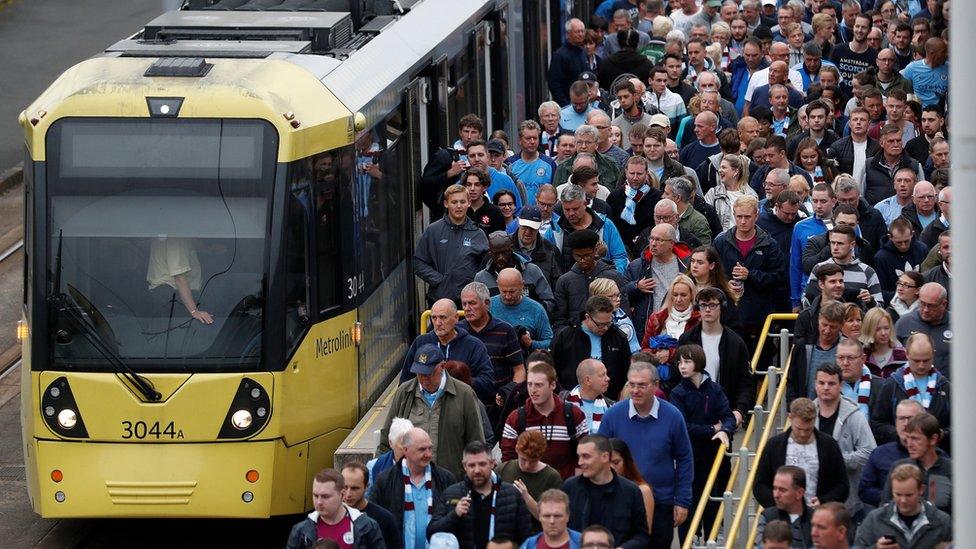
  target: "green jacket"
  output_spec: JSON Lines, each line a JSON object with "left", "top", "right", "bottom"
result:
{"left": 553, "top": 152, "right": 621, "bottom": 191}
{"left": 377, "top": 374, "right": 484, "bottom": 479}
{"left": 679, "top": 204, "right": 712, "bottom": 245}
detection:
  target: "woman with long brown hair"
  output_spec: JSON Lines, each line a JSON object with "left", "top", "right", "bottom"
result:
{"left": 688, "top": 246, "right": 743, "bottom": 335}
{"left": 610, "top": 438, "right": 655, "bottom": 535}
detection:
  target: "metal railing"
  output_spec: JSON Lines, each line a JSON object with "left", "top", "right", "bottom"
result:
{"left": 722, "top": 339, "right": 795, "bottom": 548}
{"left": 681, "top": 313, "right": 798, "bottom": 549}
{"left": 418, "top": 310, "right": 465, "bottom": 334}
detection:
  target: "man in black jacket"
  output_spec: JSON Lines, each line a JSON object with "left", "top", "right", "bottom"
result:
{"left": 562, "top": 435, "right": 650, "bottom": 549}
{"left": 428, "top": 441, "right": 532, "bottom": 548}
{"left": 341, "top": 462, "right": 402, "bottom": 549}
{"left": 678, "top": 287, "right": 755, "bottom": 428}
{"left": 827, "top": 107, "right": 878, "bottom": 181}
{"left": 551, "top": 296, "right": 633, "bottom": 400}
{"left": 863, "top": 124, "right": 924, "bottom": 206}
{"left": 753, "top": 398, "right": 849, "bottom": 509}
{"left": 548, "top": 19, "right": 589, "bottom": 107}
{"left": 551, "top": 230, "right": 629, "bottom": 331}
{"left": 754, "top": 466, "right": 814, "bottom": 549}
{"left": 607, "top": 156, "right": 662, "bottom": 253}
{"left": 372, "top": 428, "right": 456, "bottom": 543}
{"left": 834, "top": 176, "right": 887, "bottom": 254}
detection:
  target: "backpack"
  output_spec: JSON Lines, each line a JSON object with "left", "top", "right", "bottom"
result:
{"left": 516, "top": 400, "right": 580, "bottom": 453}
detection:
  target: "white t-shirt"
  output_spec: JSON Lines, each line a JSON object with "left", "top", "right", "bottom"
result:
{"left": 702, "top": 331, "right": 722, "bottom": 382}
{"left": 852, "top": 140, "right": 868, "bottom": 192}
{"left": 744, "top": 67, "right": 805, "bottom": 102}
{"left": 786, "top": 437, "right": 820, "bottom": 504}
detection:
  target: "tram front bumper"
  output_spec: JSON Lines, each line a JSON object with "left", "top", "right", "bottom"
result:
{"left": 30, "top": 439, "right": 281, "bottom": 518}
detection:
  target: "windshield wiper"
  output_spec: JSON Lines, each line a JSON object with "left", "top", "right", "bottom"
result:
{"left": 50, "top": 232, "right": 161, "bottom": 402}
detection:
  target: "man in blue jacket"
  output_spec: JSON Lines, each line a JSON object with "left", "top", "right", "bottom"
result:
{"left": 789, "top": 183, "right": 837, "bottom": 310}
{"left": 548, "top": 19, "right": 589, "bottom": 107}
{"left": 400, "top": 299, "right": 495, "bottom": 404}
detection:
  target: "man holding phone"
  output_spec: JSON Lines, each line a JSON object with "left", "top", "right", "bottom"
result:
{"left": 854, "top": 463, "right": 951, "bottom": 548}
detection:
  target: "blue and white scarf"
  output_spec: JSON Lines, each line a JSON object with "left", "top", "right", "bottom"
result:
{"left": 621, "top": 184, "right": 650, "bottom": 225}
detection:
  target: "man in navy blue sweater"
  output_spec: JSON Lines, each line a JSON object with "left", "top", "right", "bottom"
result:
{"left": 599, "top": 362, "right": 693, "bottom": 549}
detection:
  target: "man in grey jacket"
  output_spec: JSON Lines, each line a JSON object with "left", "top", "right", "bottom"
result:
{"left": 854, "top": 463, "right": 952, "bottom": 549}
{"left": 414, "top": 183, "right": 489, "bottom": 306}
{"left": 813, "top": 363, "right": 877, "bottom": 520}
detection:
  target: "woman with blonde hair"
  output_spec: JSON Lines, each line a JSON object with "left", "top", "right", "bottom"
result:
{"left": 859, "top": 307, "right": 906, "bottom": 378}
{"left": 705, "top": 153, "right": 757, "bottom": 231}
{"left": 589, "top": 278, "right": 641, "bottom": 352}
{"left": 641, "top": 274, "right": 700, "bottom": 362}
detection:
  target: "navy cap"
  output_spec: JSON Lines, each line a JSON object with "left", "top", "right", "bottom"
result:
{"left": 487, "top": 139, "right": 507, "bottom": 154}
{"left": 411, "top": 344, "right": 445, "bottom": 375}
{"left": 518, "top": 205, "right": 543, "bottom": 230}
{"left": 578, "top": 71, "right": 598, "bottom": 83}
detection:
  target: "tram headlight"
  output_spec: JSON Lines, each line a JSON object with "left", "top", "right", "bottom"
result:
{"left": 231, "top": 410, "right": 253, "bottom": 430}
{"left": 218, "top": 378, "right": 271, "bottom": 439}
{"left": 57, "top": 408, "right": 77, "bottom": 429}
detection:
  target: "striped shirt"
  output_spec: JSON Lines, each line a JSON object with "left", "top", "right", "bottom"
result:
{"left": 459, "top": 317, "right": 524, "bottom": 391}
{"left": 500, "top": 395, "right": 588, "bottom": 479}
{"left": 803, "top": 258, "right": 883, "bottom": 307}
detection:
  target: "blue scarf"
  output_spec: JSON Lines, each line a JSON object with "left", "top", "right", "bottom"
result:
{"left": 621, "top": 184, "right": 650, "bottom": 225}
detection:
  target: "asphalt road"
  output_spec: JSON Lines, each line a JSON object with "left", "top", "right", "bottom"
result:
{"left": 0, "top": 0, "right": 166, "bottom": 172}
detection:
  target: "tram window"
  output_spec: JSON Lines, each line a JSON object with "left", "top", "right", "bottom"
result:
{"left": 285, "top": 162, "right": 312, "bottom": 352}
{"left": 355, "top": 115, "right": 408, "bottom": 295}
{"left": 312, "top": 151, "right": 345, "bottom": 315}
{"left": 23, "top": 147, "right": 32, "bottom": 307}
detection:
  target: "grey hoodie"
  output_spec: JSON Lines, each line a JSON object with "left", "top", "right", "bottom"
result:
{"left": 814, "top": 395, "right": 877, "bottom": 514}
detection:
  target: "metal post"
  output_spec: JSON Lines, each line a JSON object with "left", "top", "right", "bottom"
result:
{"left": 722, "top": 491, "right": 735, "bottom": 544}
{"left": 751, "top": 404, "right": 765, "bottom": 449}
{"left": 765, "top": 367, "right": 778, "bottom": 414}
{"left": 779, "top": 328, "right": 790, "bottom": 368}
{"left": 736, "top": 447, "right": 750, "bottom": 494}
{"left": 951, "top": 3, "right": 974, "bottom": 547}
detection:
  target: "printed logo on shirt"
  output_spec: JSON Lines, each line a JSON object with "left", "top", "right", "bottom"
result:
{"left": 463, "top": 238, "right": 472, "bottom": 247}
{"left": 343, "top": 531, "right": 354, "bottom": 544}
{"left": 943, "top": 330, "right": 952, "bottom": 340}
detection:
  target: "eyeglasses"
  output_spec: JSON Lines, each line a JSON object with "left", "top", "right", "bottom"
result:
{"left": 896, "top": 281, "right": 918, "bottom": 289}
{"left": 697, "top": 302, "right": 721, "bottom": 310}
{"left": 588, "top": 317, "right": 613, "bottom": 329}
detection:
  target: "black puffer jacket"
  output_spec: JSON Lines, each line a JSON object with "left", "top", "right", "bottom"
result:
{"left": 552, "top": 261, "right": 630, "bottom": 331}
{"left": 864, "top": 151, "right": 921, "bottom": 206}
{"left": 827, "top": 136, "right": 879, "bottom": 180}
{"left": 551, "top": 322, "right": 633, "bottom": 400}
{"left": 427, "top": 479, "right": 533, "bottom": 548}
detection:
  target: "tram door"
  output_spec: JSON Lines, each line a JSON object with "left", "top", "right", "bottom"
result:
{"left": 405, "top": 77, "right": 430, "bottom": 328}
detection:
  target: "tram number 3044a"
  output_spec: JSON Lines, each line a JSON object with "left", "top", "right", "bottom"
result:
{"left": 121, "top": 420, "right": 185, "bottom": 440}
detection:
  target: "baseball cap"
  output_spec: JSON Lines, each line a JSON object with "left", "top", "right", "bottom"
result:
{"left": 578, "top": 71, "right": 598, "bottom": 83}
{"left": 518, "top": 205, "right": 543, "bottom": 230}
{"left": 706, "top": 0, "right": 722, "bottom": 6}
{"left": 761, "top": 0, "right": 776, "bottom": 6}
{"left": 649, "top": 113, "right": 671, "bottom": 128}
{"left": 410, "top": 344, "right": 445, "bottom": 375}
{"left": 486, "top": 139, "right": 506, "bottom": 155}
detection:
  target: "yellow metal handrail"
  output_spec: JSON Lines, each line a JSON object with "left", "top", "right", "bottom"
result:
{"left": 745, "top": 507, "right": 765, "bottom": 548}
{"left": 418, "top": 310, "right": 465, "bottom": 334}
{"left": 723, "top": 348, "right": 794, "bottom": 548}
{"left": 681, "top": 313, "right": 797, "bottom": 549}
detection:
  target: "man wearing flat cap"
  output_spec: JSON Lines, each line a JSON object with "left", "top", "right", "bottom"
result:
{"left": 379, "top": 343, "right": 485, "bottom": 480}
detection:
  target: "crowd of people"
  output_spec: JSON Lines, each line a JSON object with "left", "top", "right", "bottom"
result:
{"left": 288, "top": 0, "right": 953, "bottom": 547}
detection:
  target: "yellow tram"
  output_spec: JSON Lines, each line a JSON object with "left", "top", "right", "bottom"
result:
{"left": 17, "top": 0, "right": 564, "bottom": 518}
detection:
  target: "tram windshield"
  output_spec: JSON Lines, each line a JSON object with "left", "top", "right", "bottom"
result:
{"left": 45, "top": 118, "right": 277, "bottom": 372}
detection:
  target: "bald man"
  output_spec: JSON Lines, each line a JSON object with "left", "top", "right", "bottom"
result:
{"left": 561, "top": 358, "right": 614, "bottom": 433}
{"left": 490, "top": 267, "right": 554, "bottom": 351}
{"left": 679, "top": 111, "right": 721, "bottom": 171}
{"left": 746, "top": 60, "right": 806, "bottom": 114}
{"left": 399, "top": 298, "right": 496, "bottom": 403}
{"left": 743, "top": 42, "right": 804, "bottom": 110}
{"left": 901, "top": 38, "right": 949, "bottom": 107}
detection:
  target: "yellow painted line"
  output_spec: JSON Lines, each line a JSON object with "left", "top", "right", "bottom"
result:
{"left": 346, "top": 409, "right": 383, "bottom": 448}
